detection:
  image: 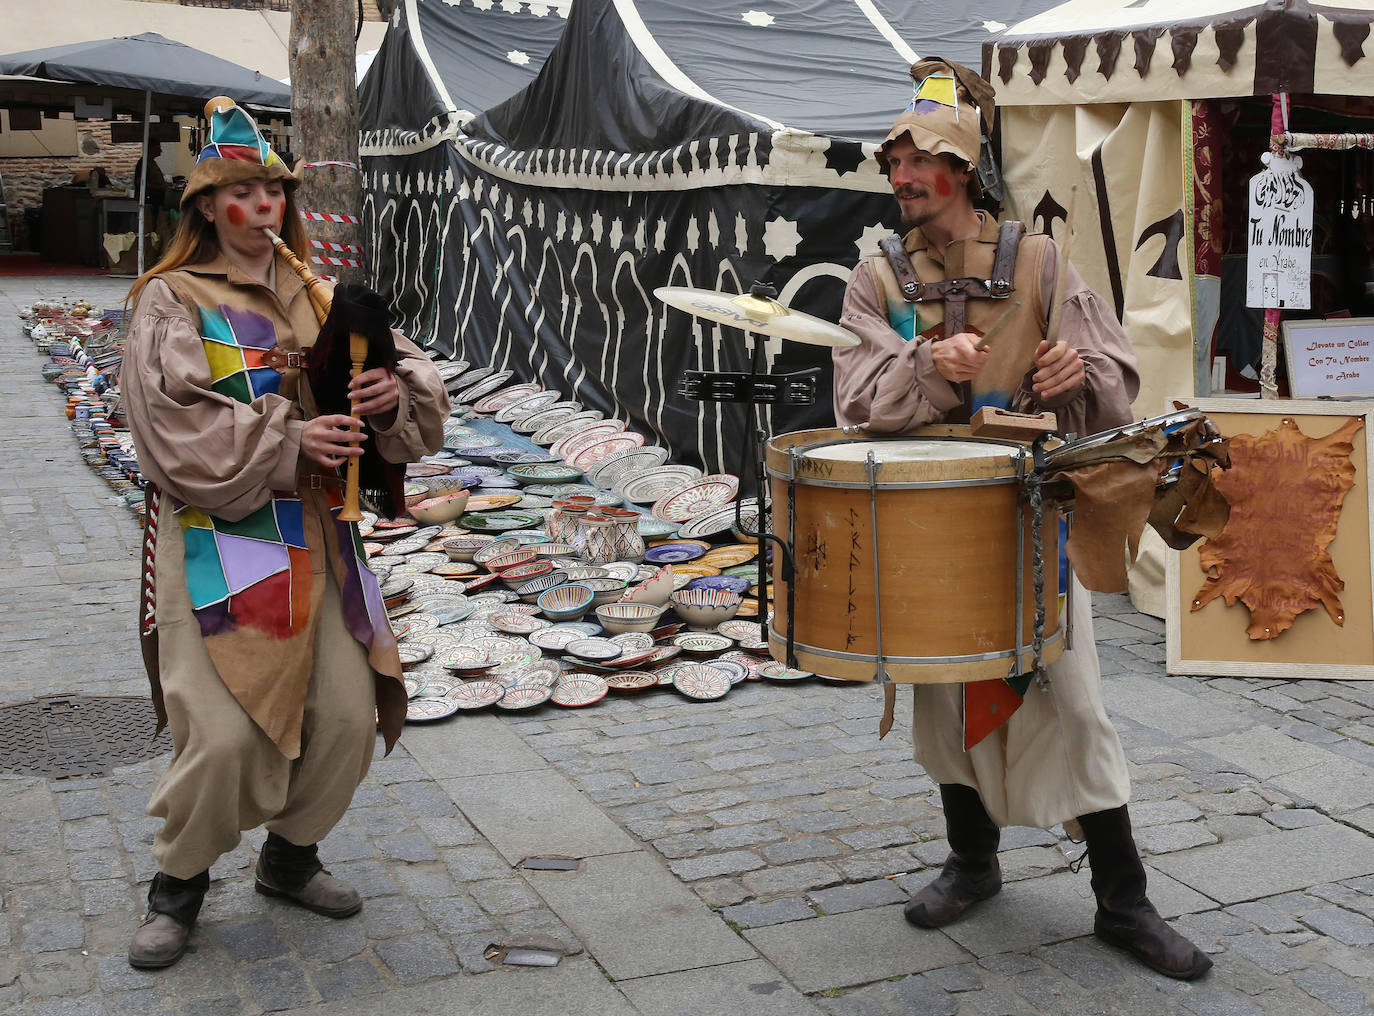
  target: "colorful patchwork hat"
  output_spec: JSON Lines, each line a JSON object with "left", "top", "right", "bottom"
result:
{"left": 877, "top": 57, "right": 996, "bottom": 194}
{"left": 181, "top": 95, "right": 300, "bottom": 209}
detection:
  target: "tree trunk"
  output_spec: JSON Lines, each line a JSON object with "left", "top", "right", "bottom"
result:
{"left": 288, "top": 0, "right": 364, "bottom": 287}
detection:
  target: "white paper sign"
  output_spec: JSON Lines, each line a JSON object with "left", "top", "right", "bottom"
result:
{"left": 1282, "top": 318, "right": 1374, "bottom": 399}
{"left": 1246, "top": 152, "right": 1313, "bottom": 310}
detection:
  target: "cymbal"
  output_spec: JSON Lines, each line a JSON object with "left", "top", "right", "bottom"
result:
{"left": 654, "top": 286, "right": 860, "bottom": 348}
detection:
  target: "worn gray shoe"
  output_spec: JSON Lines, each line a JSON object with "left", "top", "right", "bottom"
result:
{"left": 128, "top": 912, "right": 192, "bottom": 969}
{"left": 254, "top": 856, "right": 362, "bottom": 918}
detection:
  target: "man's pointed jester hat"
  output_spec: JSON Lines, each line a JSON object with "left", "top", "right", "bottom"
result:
{"left": 876, "top": 57, "right": 997, "bottom": 195}
{"left": 181, "top": 95, "right": 299, "bottom": 209}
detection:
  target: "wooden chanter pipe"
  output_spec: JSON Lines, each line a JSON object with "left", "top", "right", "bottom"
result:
{"left": 263, "top": 226, "right": 366, "bottom": 521}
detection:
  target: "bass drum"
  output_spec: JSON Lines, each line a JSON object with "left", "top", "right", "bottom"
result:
{"left": 766, "top": 426, "right": 1062, "bottom": 684}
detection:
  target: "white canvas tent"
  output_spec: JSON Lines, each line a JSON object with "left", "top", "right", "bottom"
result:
{"left": 983, "top": 0, "right": 1374, "bottom": 612}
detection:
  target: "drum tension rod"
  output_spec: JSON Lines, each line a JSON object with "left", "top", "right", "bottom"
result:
{"left": 865, "top": 452, "right": 891, "bottom": 687}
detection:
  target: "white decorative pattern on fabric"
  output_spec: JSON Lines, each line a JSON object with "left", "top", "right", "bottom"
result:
{"left": 851, "top": 0, "right": 919, "bottom": 64}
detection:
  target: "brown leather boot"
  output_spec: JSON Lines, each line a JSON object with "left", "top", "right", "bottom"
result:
{"left": 904, "top": 784, "right": 1002, "bottom": 928}
{"left": 255, "top": 833, "right": 362, "bottom": 918}
{"left": 1078, "top": 805, "right": 1212, "bottom": 980}
{"left": 128, "top": 870, "right": 209, "bottom": 969}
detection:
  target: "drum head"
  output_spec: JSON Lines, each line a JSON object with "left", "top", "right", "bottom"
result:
{"left": 804, "top": 439, "right": 1009, "bottom": 464}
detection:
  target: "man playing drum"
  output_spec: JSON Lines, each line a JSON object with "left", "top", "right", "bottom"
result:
{"left": 832, "top": 57, "right": 1211, "bottom": 981}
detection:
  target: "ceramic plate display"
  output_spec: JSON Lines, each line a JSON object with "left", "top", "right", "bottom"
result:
{"left": 674, "top": 631, "right": 733, "bottom": 655}
{"left": 643, "top": 541, "right": 707, "bottom": 564}
{"left": 617, "top": 465, "right": 704, "bottom": 505}
{"left": 397, "top": 642, "right": 435, "bottom": 666}
{"left": 672, "top": 665, "right": 732, "bottom": 701}
{"left": 495, "top": 389, "right": 562, "bottom": 423}
{"left": 720, "top": 649, "right": 769, "bottom": 674}
{"left": 596, "top": 646, "right": 660, "bottom": 669}
{"left": 487, "top": 450, "right": 557, "bottom": 467}
{"left": 604, "top": 670, "right": 658, "bottom": 692}
{"left": 455, "top": 368, "right": 514, "bottom": 403}
{"left": 507, "top": 462, "right": 585, "bottom": 485}
{"left": 531, "top": 410, "right": 606, "bottom": 447}
{"left": 434, "top": 562, "right": 479, "bottom": 579}
{"left": 473, "top": 381, "right": 543, "bottom": 414}
{"left": 403, "top": 674, "right": 427, "bottom": 698}
{"left": 553, "top": 419, "right": 628, "bottom": 461}
{"left": 608, "top": 631, "right": 655, "bottom": 651}
{"left": 404, "top": 697, "right": 462, "bottom": 723}
{"left": 670, "top": 563, "right": 722, "bottom": 580}
{"left": 443, "top": 646, "right": 492, "bottom": 672}
{"left": 642, "top": 644, "right": 682, "bottom": 666}
{"left": 436, "top": 361, "right": 469, "bottom": 383}
{"left": 515, "top": 403, "right": 580, "bottom": 436}
{"left": 528, "top": 626, "right": 584, "bottom": 652}
{"left": 492, "top": 644, "right": 543, "bottom": 669}
{"left": 466, "top": 493, "right": 524, "bottom": 513}
{"left": 636, "top": 515, "right": 680, "bottom": 539}
{"left": 551, "top": 672, "right": 609, "bottom": 707}
{"left": 565, "top": 637, "right": 623, "bottom": 662}
{"left": 587, "top": 445, "right": 671, "bottom": 491}
{"left": 601, "top": 561, "right": 640, "bottom": 583}
{"left": 758, "top": 661, "right": 814, "bottom": 681}
{"left": 373, "top": 520, "right": 420, "bottom": 537}
{"left": 460, "top": 511, "right": 541, "bottom": 533}
{"left": 688, "top": 575, "right": 751, "bottom": 595}
{"left": 716, "top": 619, "right": 766, "bottom": 642}
{"left": 567, "top": 431, "right": 647, "bottom": 471}
{"left": 449, "top": 679, "right": 506, "bottom": 709}
{"left": 652, "top": 474, "right": 740, "bottom": 523}
{"left": 405, "top": 462, "right": 453, "bottom": 478}
{"left": 380, "top": 576, "right": 415, "bottom": 599}
{"left": 495, "top": 681, "right": 554, "bottom": 710}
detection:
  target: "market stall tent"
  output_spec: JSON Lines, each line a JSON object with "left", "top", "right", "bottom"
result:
{"left": 982, "top": 0, "right": 1374, "bottom": 611}
{"left": 357, "top": 0, "right": 1060, "bottom": 474}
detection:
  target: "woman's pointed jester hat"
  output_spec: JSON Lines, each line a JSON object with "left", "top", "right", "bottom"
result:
{"left": 181, "top": 95, "right": 300, "bottom": 209}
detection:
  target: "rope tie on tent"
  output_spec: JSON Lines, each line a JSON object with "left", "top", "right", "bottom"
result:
{"left": 303, "top": 160, "right": 360, "bottom": 170}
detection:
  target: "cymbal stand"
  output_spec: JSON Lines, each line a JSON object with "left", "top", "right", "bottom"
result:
{"left": 678, "top": 282, "right": 812, "bottom": 664}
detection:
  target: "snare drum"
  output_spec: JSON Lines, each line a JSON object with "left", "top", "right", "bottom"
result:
{"left": 766, "top": 427, "right": 1062, "bottom": 684}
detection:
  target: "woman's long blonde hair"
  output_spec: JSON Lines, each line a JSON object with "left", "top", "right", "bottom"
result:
{"left": 125, "top": 186, "right": 312, "bottom": 312}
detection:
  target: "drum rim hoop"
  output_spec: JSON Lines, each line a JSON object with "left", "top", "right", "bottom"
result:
{"left": 769, "top": 627, "right": 1064, "bottom": 667}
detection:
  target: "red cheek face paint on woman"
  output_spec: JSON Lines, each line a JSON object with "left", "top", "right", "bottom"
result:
{"left": 225, "top": 202, "right": 246, "bottom": 227}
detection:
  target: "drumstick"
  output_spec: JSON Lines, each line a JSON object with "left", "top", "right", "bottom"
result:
{"left": 974, "top": 300, "right": 1023, "bottom": 352}
{"left": 1044, "top": 185, "right": 1078, "bottom": 348}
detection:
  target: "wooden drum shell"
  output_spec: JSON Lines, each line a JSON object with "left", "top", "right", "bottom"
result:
{"left": 766, "top": 427, "right": 1062, "bottom": 684}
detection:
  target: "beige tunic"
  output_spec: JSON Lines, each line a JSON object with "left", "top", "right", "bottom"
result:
{"left": 833, "top": 216, "right": 1137, "bottom": 829}
{"left": 123, "top": 256, "right": 449, "bottom": 756}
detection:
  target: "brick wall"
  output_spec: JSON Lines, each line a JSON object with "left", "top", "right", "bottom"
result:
{"left": 3, "top": 121, "right": 146, "bottom": 218}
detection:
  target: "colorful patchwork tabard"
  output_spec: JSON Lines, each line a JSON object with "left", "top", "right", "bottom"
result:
{"left": 200, "top": 304, "right": 282, "bottom": 404}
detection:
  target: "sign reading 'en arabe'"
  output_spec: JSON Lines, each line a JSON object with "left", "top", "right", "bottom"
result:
{"left": 1246, "top": 152, "right": 1313, "bottom": 310}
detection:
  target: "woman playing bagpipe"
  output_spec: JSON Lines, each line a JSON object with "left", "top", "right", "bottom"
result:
{"left": 121, "top": 96, "right": 449, "bottom": 969}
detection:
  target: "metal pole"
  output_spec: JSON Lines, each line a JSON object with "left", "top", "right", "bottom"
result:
{"left": 137, "top": 90, "right": 151, "bottom": 277}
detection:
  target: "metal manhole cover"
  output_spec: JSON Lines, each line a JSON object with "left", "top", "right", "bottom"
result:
{"left": 0, "top": 696, "right": 170, "bottom": 779}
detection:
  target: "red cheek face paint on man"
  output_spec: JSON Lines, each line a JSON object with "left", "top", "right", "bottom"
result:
{"left": 933, "top": 173, "right": 954, "bottom": 198}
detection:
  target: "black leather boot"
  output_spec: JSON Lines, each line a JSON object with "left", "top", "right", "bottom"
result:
{"left": 128, "top": 870, "right": 209, "bottom": 969}
{"left": 255, "top": 832, "right": 361, "bottom": 918}
{"left": 904, "top": 783, "right": 1002, "bottom": 928}
{"left": 1078, "top": 805, "right": 1212, "bottom": 980}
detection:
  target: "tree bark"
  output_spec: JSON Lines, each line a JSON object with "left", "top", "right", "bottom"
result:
{"left": 288, "top": 0, "right": 364, "bottom": 286}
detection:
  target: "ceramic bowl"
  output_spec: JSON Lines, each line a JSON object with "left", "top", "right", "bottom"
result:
{"left": 500, "top": 560, "right": 555, "bottom": 586}
{"left": 514, "top": 571, "right": 569, "bottom": 602}
{"left": 473, "top": 536, "right": 524, "bottom": 565}
{"left": 669, "top": 587, "right": 743, "bottom": 629}
{"left": 408, "top": 490, "right": 471, "bottom": 525}
{"left": 537, "top": 582, "right": 595, "bottom": 622}
{"left": 485, "top": 549, "right": 538, "bottom": 573}
{"left": 594, "top": 601, "right": 668, "bottom": 635}
{"left": 580, "top": 576, "right": 630, "bottom": 607}
{"left": 442, "top": 536, "right": 493, "bottom": 562}
{"left": 622, "top": 564, "right": 673, "bottom": 606}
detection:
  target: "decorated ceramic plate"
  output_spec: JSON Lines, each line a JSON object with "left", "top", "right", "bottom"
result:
{"left": 403, "top": 674, "right": 427, "bottom": 698}
{"left": 636, "top": 515, "right": 680, "bottom": 539}
{"left": 434, "top": 562, "right": 479, "bottom": 579}
{"left": 494, "top": 680, "right": 554, "bottom": 710}
{"left": 672, "top": 665, "right": 732, "bottom": 701}
{"left": 404, "top": 696, "right": 462, "bottom": 723}
{"left": 507, "top": 462, "right": 585, "bottom": 485}
{"left": 618, "top": 465, "right": 705, "bottom": 505}
{"left": 552, "top": 419, "right": 628, "bottom": 460}
{"left": 698, "top": 544, "right": 758, "bottom": 569}
{"left": 397, "top": 641, "right": 435, "bottom": 666}
{"left": 528, "top": 626, "right": 586, "bottom": 652}
{"left": 652, "top": 474, "right": 740, "bottom": 523}
{"left": 550, "top": 672, "right": 609, "bottom": 707}
{"left": 472, "top": 381, "right": 543, "bottom": 414}
{"left": 707, "top": 658, "right": 750, "bottom": 684}
{"left": 531, "top": 410, "right": 606, "bottom": 447}
{"left": 380, "top": 576, "right": 415, "bottom": 599}
{"left": 513, "top": 404, "right": 577, "bottom": 436}
{"left": 489, "top": 610, "right": 552, "bottom": 635}
{"left": 568, "top": 431, "right": 647, "bottom": 471}
{"left": 465, "top": 493, "right": 524, "bottom": 513}
{"left": 587, "top": 445, "right": 671, "bottom": 491}
{"left": 720, "top": 649, "right": 769, "bottom": 676}
{"left": 687, "top": 575, "right": 752, "bottom": 595}
{"left": 642, "top": 644, "right": 682, "bottom": 666}
{"left": 674, "top": 631, "right": 732, "bottom": 655}
{"left": 491, "top": 644, "right": 543, "bottom": 669}
{"left": 495, "top": 389, "right": 562, "bottom": 423}
{"left": 443, "top": 646, "right": 492, "bottom": 671}
{"left": 460, "top": 511, "right": 542, "bottom": 533}
{"left": 449, "top": 679, "right": 506, "bottom": 709}
{"left": 608, "top": 632, "right": 655, "bottom": 651}
{"left": 565, "top": 637, "right": 624, "bottom": 662}
{"left": 669, "top": 563, "right": 722, "bottom": 580}
{"left": 643, "top": 541, "right": 706, "bottom": 564}
{"left": 716, "top": 619, "right": 765, "bottom": 642}
{"left": 405, "top": 462, "right": 453, "bottom": 479}
{"left": 758, "top": 661, "right": 813, "bottom": 681}
{"left": 455, "top": 368, "right": 515, "bottom": 404}
{"left": 604, "top": 670, "right": 658, "bottom": 692}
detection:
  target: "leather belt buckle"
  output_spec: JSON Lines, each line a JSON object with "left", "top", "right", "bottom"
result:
{"left": 308, "top": 474, "right": 324, "bottom": 490}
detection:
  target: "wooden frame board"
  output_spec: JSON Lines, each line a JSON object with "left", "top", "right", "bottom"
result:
{"left": 1167, "top": 397, "right": 1374, "bottom": 680}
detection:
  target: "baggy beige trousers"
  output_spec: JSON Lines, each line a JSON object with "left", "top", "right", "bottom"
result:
{"left": 146, "top": 514, "right": 378, "bottom": 880}
{"left": 912, "top": 579, "right": 1131, "bottom": 830}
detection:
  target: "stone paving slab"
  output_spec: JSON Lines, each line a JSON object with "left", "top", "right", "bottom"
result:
{"left": 1150, "top": 824, "right": 1374, "bottom": 905}
{"left": 303, "top": 957, "right": 639, "bottom": 1015}
{"left": 403, "top": 714, "right": 547, "bottom": 779}
{"left": 616, "top": 958, "right": 825, "bottom": 1016}
{"left": 440, "top": 769, "right": 639, "bottom": 863}
{"left": 1192, "top": 725, "right": 1349, "bottom": 779}
{"left": 744, "top": 904, "right": 972, "bottom": 993}
{"left": 530, "top": 850, "right": 756, "bottom": 981}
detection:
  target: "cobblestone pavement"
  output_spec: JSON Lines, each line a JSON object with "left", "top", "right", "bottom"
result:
{"left": 4, "top": 275, "right": 1374, "bottom": 1016}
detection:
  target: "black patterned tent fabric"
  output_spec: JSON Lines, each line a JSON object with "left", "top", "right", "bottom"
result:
{"left": 357, "top": 0, "right": 1054, "bottom": 473}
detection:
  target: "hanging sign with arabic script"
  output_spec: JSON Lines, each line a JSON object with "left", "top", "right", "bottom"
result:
{"left": 1246, "top": 152, "right": 1313, "bottom": 309}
